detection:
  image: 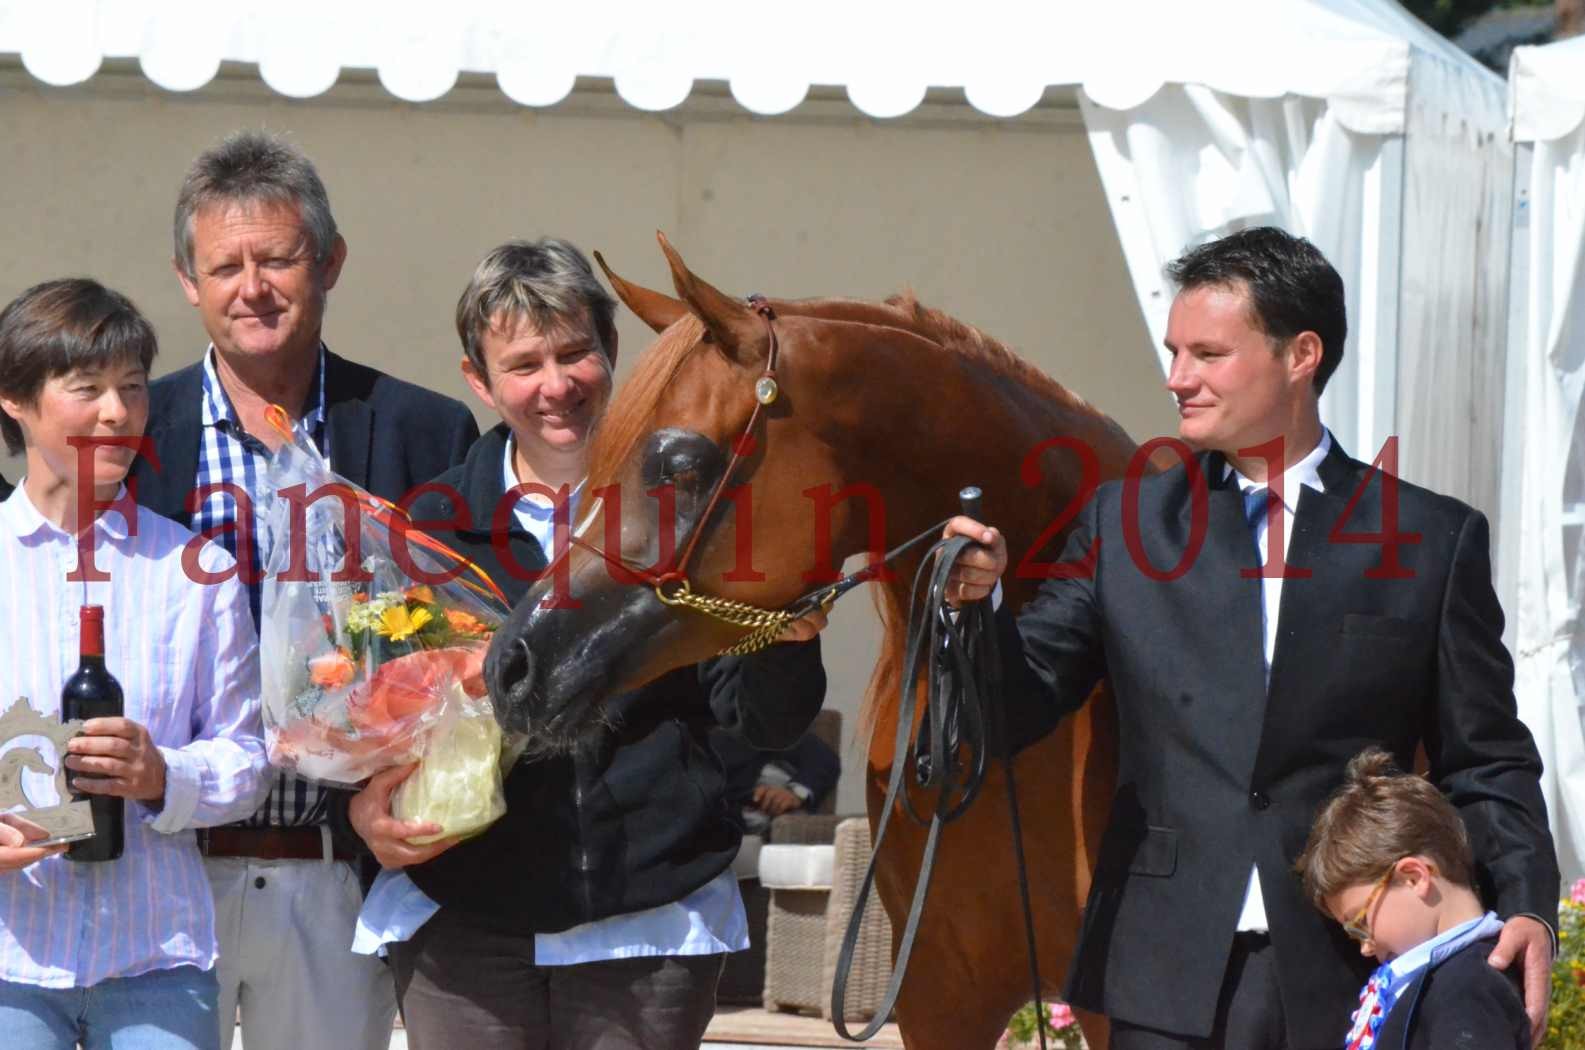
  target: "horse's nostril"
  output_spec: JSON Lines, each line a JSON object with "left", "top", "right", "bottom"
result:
{"left": 487, "top": 635, "right": 535, "bottom": 709}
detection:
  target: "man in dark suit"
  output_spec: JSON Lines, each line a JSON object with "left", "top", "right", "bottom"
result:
{"left": 130, "top": 130, "right": 478, "bottom": 1050}
{"left": 946, "top": 227, "right": 1557, "bottom": 1050}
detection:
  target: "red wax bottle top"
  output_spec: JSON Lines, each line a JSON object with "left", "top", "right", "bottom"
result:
{"left": 80, "top": 605, "right": 105, "bottom": 657}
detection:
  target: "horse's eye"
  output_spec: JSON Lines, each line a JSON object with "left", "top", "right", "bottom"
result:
{"left": 641, "top": 429, "right": 728, "bottom": 494}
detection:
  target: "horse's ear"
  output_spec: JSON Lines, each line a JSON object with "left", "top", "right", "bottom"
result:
{"left": 593, "top": 250, "right": 688, "bottom": 335}
{"left": 656, "top": 231, "right": 763, "bottom": 362}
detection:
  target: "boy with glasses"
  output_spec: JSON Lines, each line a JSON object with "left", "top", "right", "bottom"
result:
{"left": 1296, "top": 748, "right": 1528, "bottom": 1049}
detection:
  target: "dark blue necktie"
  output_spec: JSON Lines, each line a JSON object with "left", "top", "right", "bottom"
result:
{"left": 1243, "top": 486, "right": 1271, "bottom": 549}
{"left": 1244, "top": 486, "right": 1271, "bottom": 677}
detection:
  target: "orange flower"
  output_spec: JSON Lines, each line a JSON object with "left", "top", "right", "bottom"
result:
{"left": 309, "top": 649, "right": 357, "bottom": 689}
{"left": 404, "top": 585, "right": 435, "bottom": 604}
{"left": 351, "top": 593, "right": 369, "bottom": 604}
{"left": 445, "top": 609, "right": 491, "bottom": 637}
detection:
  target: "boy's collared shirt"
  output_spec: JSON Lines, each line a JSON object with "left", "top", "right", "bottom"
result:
{"left": 0, "top": 483, "right": 268, "bottom": 988}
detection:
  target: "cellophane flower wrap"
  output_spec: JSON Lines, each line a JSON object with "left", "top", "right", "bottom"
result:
{"left": 258, "top": 406, "right": 516, "bottom": 842}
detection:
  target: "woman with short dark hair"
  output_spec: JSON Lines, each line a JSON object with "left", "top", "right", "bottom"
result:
{"left": 0, "top": 278, "right": 268, "bottom": 1050}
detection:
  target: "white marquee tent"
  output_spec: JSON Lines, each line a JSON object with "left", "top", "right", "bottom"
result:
{"left": 1509, "top": 32, "right": 1585, "bottom": 883}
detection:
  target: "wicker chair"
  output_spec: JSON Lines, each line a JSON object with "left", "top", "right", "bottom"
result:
{"left": 716, "top": 710, "right": 844, "bottom": 1006}
{"left": 760, "top": 813, "right": 894, "bottom": 1023}
{"left": 820, "top": 816, "right": 894, "bottom": 1022}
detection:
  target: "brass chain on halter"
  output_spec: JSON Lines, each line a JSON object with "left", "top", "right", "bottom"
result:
{"left": 654, "top": 577, "right": 825, "bottom": 655}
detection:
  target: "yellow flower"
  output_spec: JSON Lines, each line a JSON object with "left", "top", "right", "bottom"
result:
{"left": 377, "top": 604, "right": 433, "bottom": 642}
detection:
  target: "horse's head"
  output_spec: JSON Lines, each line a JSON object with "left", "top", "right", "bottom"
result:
{"left": 487, "top": 234, "right": 1137, "bottom": 754}
{"left": 485, "top": 235, "right": 854, "bottom": 752}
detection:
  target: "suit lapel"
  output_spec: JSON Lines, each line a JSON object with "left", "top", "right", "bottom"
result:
{"left": 135, "top": 367, "right": 203, "bottom": 521}
{"left": 1254, "top": 441, "right": 1368, "bottom": 783}
{"left": 1269, "top": 440, "right": 1360, "bottom": 673}
{"left": 323, "top": 353, "right": 373, "bottom": 488}
{"left": 1185, "top": 453, "right": 1271, "bottom": 773}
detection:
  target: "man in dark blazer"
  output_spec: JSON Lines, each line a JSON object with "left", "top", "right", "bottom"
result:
{"left": 130, "top": 131, "right": 477, "bottom": 1050}
{"left": 946, "top": 227, "right": 1557, "bottom": 1050}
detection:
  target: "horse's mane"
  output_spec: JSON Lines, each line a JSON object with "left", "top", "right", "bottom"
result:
{"left": 860, "top": 295, "right": 1117, "bottom": 748}
{"left": 879, "top": 292, "right": 1094, "bottom": 415}
{"left": 591, "top": 294, "right": 1099, "bottom": 492}
{"left": 587, "top": 314, "right": 707, "bottom": 491}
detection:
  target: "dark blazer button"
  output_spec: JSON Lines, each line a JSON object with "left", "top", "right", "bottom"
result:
{"left": 1250, "top": 791, "right": 1271, "bottom": 810}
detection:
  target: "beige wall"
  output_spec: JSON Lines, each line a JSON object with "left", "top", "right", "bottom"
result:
{"left": 0, "top": 62, "right": 1173, "bottom": 815}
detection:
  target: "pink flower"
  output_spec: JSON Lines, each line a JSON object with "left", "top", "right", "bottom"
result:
{"left": 1571, "top": 877, "right": 1585, "bottom": 905}
{"left": 1049, "top": 1002, "right": 1076, "bottom": 1029}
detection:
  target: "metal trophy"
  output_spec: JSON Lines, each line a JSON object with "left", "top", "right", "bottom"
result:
{"left": 0, "top": 698, "right": 93, "bottom": 845}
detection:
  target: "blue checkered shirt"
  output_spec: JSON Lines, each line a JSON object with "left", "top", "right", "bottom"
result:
{"left": 195, "top": 345, "right": 331, "bottom": 827}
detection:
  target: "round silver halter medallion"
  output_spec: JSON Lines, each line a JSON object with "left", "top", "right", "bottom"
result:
{"left": 754, "top": 375, "right": 779, "bottom": 405}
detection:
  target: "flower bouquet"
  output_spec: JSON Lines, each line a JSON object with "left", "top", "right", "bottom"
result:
{"left": 258, "top": 406, "right": 517, "bottom": 843}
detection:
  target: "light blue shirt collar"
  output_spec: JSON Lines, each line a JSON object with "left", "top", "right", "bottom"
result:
{"left": 1386, "top": 909, "right": 1505, "bottom": 982}
{"left": 501, "top": 432, "right": 584, "bottom": 547}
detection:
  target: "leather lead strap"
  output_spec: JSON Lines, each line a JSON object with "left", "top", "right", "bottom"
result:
{"left": 830, "top": 538, "right": 1048, "bottom": 1050}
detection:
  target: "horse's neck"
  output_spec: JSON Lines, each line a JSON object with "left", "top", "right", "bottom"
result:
{"left": 852, "top": 357, "right": 1138, "bottom": 758}
{"left": 852, "top": 360, "right": 1136, "bottom": 570}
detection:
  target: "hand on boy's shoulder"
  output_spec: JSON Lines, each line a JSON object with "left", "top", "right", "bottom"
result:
{"left": 1485, "top": 915, "right": 1553, "bottom": 1045}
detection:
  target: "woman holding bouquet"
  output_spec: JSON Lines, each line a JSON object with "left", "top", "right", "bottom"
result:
{"left": 0, "top": 278, "right": 269, "bottom": 1048}
{"left": 348, "top": 239, "right": 827, "bottom": 1050}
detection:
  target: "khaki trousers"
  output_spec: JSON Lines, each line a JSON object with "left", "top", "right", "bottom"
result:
{"left": 206, "top": 856, "right": 398, "bottom": 1050}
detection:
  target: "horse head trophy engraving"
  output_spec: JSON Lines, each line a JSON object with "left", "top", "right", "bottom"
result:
{"left": 0, "top": 698, "right": 94, "bottom": 844}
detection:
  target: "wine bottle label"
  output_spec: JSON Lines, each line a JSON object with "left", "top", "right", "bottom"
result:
{"left": 0, "top": 698, "right": 94, "bottom": 845}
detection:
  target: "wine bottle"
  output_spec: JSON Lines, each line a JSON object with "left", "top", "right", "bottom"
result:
{"left": 60, "top": 604, "right": 124, "bottom": 862}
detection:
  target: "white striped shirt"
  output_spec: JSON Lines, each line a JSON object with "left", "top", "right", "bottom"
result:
{"left": 0, "top": 483, "right": 268, "bottom": 988}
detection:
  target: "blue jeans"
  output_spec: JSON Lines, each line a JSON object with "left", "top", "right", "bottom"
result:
{"left": 0, "top": 965, "right": 220, "bottom": 1050}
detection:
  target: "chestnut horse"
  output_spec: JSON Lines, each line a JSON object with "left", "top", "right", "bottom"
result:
{"left": 485, "top": 235, "right": 1142, "bottom": 1049}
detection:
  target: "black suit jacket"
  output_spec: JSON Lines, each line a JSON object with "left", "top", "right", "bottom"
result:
{"left": 131, "top": 349, "right": 479, "bottom": 520}
{"left": 1374, "top": 936, "right": 1529, "bottom": 1050}
{"left": 0, "top": 472, "right": 11, "bottom": 502}
{"left": 998, "top": 440, "right": 1557, "bottom": 1044}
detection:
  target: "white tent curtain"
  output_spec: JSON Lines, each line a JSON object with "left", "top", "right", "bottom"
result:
{"left": 1079, "top": 88, "right": 1397, "bottom": 461}
{"left": 1079, "top": 44, "right": 1509, "bottom": 508}
{"left": 1395, "top": 50, "right": 1513, "bottom": 520}
{"left": 1509, "top": 33, "right": 1585, "bottom": 882}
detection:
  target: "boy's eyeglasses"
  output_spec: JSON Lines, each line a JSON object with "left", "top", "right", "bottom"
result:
{"left": 1341, "top": 863, "right": 1399, "bottom": 942}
